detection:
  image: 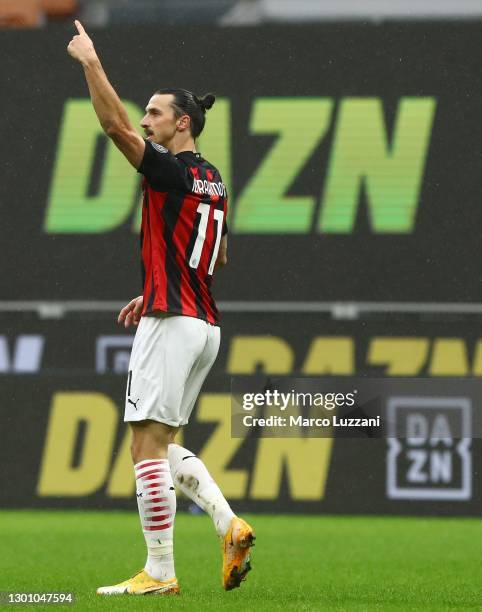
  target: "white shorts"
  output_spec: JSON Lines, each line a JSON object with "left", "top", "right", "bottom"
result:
{"left": 124, "top": 313, "right": 220, "bottom": 427}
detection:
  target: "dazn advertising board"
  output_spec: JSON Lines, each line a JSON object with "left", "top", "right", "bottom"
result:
{"left": 0, "top": 314, "right": 481, "bottom": 515}
{"left": 0, "top": 23, "right": 481, "bottom": 303}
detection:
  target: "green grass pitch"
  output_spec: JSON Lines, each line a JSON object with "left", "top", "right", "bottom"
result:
{"left": 0, "top": 510, "right": 480, "bottom": 611}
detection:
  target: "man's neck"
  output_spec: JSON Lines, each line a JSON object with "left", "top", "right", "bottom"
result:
{"left": 167, "top": 135, "right": 196, "bottom": 155}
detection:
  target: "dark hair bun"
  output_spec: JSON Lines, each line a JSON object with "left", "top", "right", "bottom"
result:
{"left": 198, "top": 93, "right": 215, "bottom": 111}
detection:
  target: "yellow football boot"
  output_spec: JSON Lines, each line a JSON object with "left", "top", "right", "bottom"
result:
{"left": 96, "top": 570, "right": 179, "bottom": 595}
{"left": 222, "top": 517, "right": 255, "bottom": 590}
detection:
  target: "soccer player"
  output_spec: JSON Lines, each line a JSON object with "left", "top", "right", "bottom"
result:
{"left": 67, "top": 20, "right": 254, "bottom": 595}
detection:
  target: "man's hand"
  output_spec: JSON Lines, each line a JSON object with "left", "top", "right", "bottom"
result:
{"left": 214, "top": 234, "right": 228, "bottom": 272}
{"left": 118, "top": 295, "right": 143, "bottom": 328}
{"left": 66, "top": 19, "right": 145, "bottom": 169}
{"left": 67, "top": 20, "right": 97, "bottom": 66}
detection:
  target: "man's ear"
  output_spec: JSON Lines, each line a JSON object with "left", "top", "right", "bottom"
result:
{"left": 177, "top": 114, "right": 191, "bottom": 132}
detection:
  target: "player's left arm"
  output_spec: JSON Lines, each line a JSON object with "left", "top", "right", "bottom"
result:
{"left": 67, "top": 20, "right": 144, "bottom": 169}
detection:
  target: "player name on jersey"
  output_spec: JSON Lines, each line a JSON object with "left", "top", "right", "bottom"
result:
{"left": 192, "top": 178, "right": 227, "bottom": 198}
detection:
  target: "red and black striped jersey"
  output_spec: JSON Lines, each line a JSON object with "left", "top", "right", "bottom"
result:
{"left": 137, "top": 140, "right": 228, "bottom": 325}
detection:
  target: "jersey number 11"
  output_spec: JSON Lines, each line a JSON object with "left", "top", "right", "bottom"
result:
{"left": 189, "top": 204, "right": 224, "bottom": 275}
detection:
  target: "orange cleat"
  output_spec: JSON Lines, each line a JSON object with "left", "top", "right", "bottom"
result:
{"left": 96, "top": 570, "right": 179, "bottom": 596}
{"left": 222, "top": 517, "right": 255, "bottom": 590}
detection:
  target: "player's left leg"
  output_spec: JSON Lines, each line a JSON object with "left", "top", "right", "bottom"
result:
{"left": 131, "top": 421, "right": 178, "bottom": 584}
{"left": 97, "top": 420, "right": 179, "bottom": 595}
{"left": 98, "top": 316, "right": 185, "bottom": 596}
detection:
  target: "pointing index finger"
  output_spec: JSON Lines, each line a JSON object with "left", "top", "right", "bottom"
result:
{"left": 74, "top": 19, "right": 86, "bottom": 35}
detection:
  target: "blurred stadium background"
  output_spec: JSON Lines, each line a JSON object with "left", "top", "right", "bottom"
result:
{"left": 0, "top": 0, "right": 481, "bottom": 609}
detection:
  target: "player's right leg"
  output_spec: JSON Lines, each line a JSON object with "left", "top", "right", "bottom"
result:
{"left": 168, "top": 443, "right": 255, "bottom": 590}
{"left": 173, "top": 320, "right": 255, "bottom": 590}
{"left": 168, "top": 443, "right": 235, "bottom": 537}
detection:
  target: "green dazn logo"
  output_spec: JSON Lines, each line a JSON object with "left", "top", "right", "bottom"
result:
{"left": 44, "top": 96, "right": 436, "bottom": 235}
{"left": 319, "top": 98, "right": 436, "bottom": 233}
{"left": 233, "top": 97, "right": 436, "bottom": 234}
{"left": 45, "top": 98, "right": 231, "bottom": 234}
{"left": 45, "top": 99, "right": 142, "bottom": 233}
{"left": 234, "top": 98, "right": 334, "bottom": 233}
